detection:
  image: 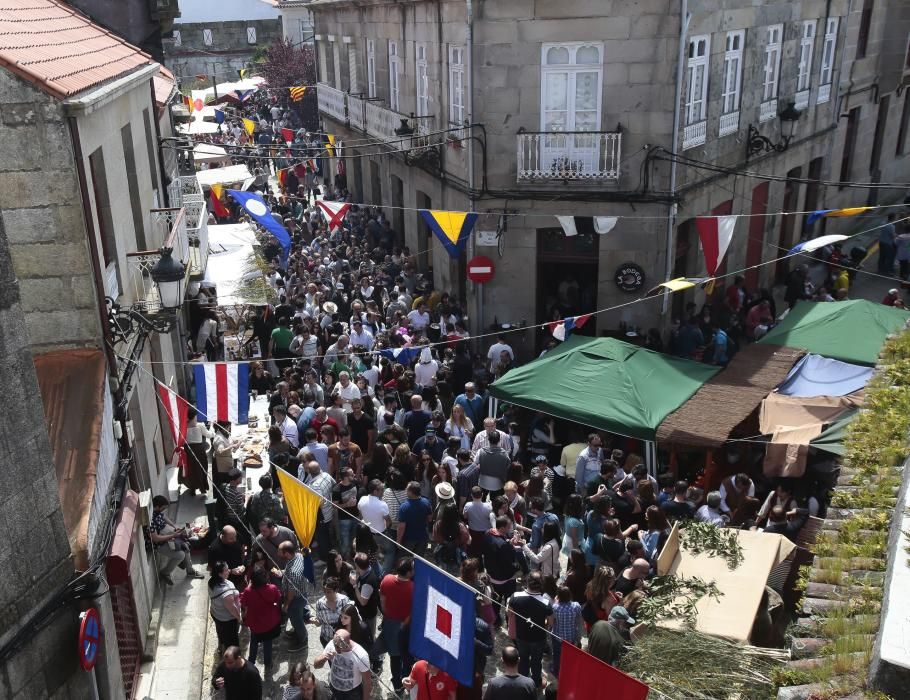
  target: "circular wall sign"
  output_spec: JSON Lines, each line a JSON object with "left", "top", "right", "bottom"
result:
{"left": 78, "top": 608, "right": 101, "bottom": 671}
{"left": 614, "top": 262, "right": 646, "bottom": 293}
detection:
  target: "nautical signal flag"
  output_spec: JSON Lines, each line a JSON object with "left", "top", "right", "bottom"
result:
{"left": 557, "top": 641, "right": 649, "bottom": 700}
{"left": 419, "top": 209, "right": 478, "bottom": 259}
{"left": 806, "top": 206, "right": 872, "bottom": 226}
{"left": 281, "top": 127, "right": 294, "bottom": 144}
{"left": 156, "top": 381, "right": 188, "bottom": 472}
{"left": 325, "top": 134, "right": 336, "bottom": 156}
{"left": 317, "top": 200, "right": 351, "bottom": 233}
{"left": 788, "top": 233, "right": 849, "bottom": 255}
{"left": 227, "top": 190, "right": 292, "bottom": 264}
{"left": 289, "top": 85, "right": 307, "bottom": 101}
{"left": 556, "top": 216, "right": 618, "bottom": 237}
{"left": 242, "top": 118, "right": 257, "bottom": 136}
{"left": 239, "top": 68, "right": 249, "bottom": 79}
{"left": 214, "top": 109, "right": 225, "bottom": 124}
{"left": 193, "top": 362, "right": 250, "bottom": 424}
{"left": 183, "top": 94, "right": 194, "bottom": 115}
{"left": 211, "top": 183, "right": 224, "bottom": 200}
{"left": 695, "top": 215, "right": 737, "bottom": 276}
{"left": 646, "top": 276, "right": 711, "bottom": 297}
{"left": 378, "top": 346, "right": 421, "bottom": 366}
{"left": 275, "top": 470, "right": 321, "bottom": 548}
{"left": 548, "top": 314, "right": 592, "bottom": 341}
{"left": 209, "top": 188, "right": 230, "bottom": 219}
{"left": 409, "top": 560, "right": 475, "bottom": 685}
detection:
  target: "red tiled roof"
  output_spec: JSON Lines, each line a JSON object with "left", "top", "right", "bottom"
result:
{"left": 0, "top": 0, "right": 154, "bottom": 99}
{"left": 34, "top": 348, "right": 106, "bottom": 571}
{"left": 153, "top": 65, "right": 176, "bottom": 114}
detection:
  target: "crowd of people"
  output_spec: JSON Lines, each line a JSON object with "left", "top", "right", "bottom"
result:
{"left": 158, "top": 89, "right": 831, "bottom": 700}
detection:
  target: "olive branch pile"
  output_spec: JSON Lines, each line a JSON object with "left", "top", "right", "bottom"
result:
{"left": 679, "top": 521, "right": 744, "bottom": 570}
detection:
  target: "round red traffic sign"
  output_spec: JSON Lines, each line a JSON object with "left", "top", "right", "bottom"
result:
{"left": 78, "top": 608, "right": 101, "bottom": 671}
{"left": 467, "top": 255, "right": 495, "bottom": 283}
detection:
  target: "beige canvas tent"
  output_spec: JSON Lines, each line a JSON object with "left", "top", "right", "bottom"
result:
{"left": 636, "top": 523, "right": 796, "bottom": 643}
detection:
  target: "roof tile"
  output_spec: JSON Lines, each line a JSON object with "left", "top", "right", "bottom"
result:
{"left": 0, "top": 0, "right": 154, "bottom": 99}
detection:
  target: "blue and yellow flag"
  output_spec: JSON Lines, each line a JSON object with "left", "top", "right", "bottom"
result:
{"left": 275, "top": 469, "right": 321, "bottom": 548}
{"left": 806, "top": 207, "right": 872, "bottom": 227}
{"left": 419, "top": 209, "right": 479, "bottom": 259}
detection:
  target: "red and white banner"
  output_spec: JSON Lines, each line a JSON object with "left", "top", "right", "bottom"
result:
{"left": 316, "top": 200, "right": 351, "bottom": 233}
{"left": 156, "top": 381, "right": 188, "bottom": 472}
{"left": 695, "top": 215, "right": 737, "bottom": 276}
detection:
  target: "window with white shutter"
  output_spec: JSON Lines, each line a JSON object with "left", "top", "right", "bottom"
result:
{"left": 202, "top": 28, "right": 213, "bottom": 46}
{"left": 760, "top": 25, "right": 783, "bottom": 121}
{"left": 817, "top": 18, "right": 838, "bottom": 104}
{"left": 448, "top": 45, "right": 464, "bottom": 126}
{"left": 795, "top": 21, "right": 816, "bottom": 108}
{"left": 247, "top": 27, "right": 257, "bottom": 45}
{"left": 366, "top": 39, "right": 376, "bottom": 98}
{"left": 720, "top": 31, "right": 743, "bottom": 136}
{"left": 388, "top": 40, "right": 401, "bottom": 111}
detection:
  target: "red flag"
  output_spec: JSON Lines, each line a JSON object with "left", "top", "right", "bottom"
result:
{"left": 317, "top": 200, "right": 351, "bottom": 233}
{"left": 209, "top": 189, "right": 230, "bottom": 219}
{"left": 156, "top": 382, "right": 189, "bottom": 474}
{"left": 557, "top": 642, "right": 649, "bottom": 700}
{"left": 695, "top": 216, "right": 737, "bottom": 276}
{"left": 281, "top": 127, "right": 294, "bottom": 144}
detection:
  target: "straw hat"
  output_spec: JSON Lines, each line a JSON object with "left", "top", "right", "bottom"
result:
{"left": 434, "top": 482, "right": 455, "bottom": 501}
{"left": 322, "top": 301, "right": 338, "bottom": 314}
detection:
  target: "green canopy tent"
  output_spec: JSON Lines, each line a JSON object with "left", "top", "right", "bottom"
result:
{"left": 809, "top": 408, "right": 860, "bottom": 457}
{"left": 488, "top": 337, "right": 721, "bottom": 441}
{"left": 759, "top": 300, "right": 909, "bottom": 366}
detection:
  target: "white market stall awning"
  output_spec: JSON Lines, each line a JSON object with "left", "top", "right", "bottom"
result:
{"left": 205, "top": 223, "right": 269, "bottom": 306}
{"left": 196, "top": 164, "right": 252, "bottom": 189}
{"left": 193, "top": 143, "right": 232, "bottom": 167}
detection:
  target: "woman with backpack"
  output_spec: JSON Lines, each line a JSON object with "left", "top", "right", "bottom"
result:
{"left": 431, "top": 501, "right": 471, "bottom": 573}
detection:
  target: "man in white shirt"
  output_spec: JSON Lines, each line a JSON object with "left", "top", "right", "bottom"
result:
{"left": 471, "top": 417, "right": 513, "bottom": 454}
{"left": 575, "top": 433, "right": 603, "bottom": 494}
{"left": 314, "top": 629, "right": 372, "bottom": 699}
{"left": 333, "top": 371, "right": 362, "bottom": 413}
{"left": 349, "top": 319, "right": 374, "bottom": 350}
{"left": 272, "top": 405, "right": 299, "bottom": 449}
{"left": 718, "top": 473, "right": 755, "bottom": 514}
{"left": 406, "top": 303, "right": 430, "bottom": 331}
{"left": 487, "top": 334, "right": 515, "bottom": 372}
{"left": 357, "top": 479, "right": 391, "bottom": 534}
{"left": 414, "top": 348, "right": 438, "bottom": 387}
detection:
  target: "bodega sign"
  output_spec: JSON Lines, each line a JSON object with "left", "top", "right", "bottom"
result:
{"left": 614, "top": 262, "right": 645, "bottom": 293}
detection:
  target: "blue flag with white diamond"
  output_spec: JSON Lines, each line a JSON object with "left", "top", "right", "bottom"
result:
{"left": 408, "top": 560, "right": 475, "bottom": 685}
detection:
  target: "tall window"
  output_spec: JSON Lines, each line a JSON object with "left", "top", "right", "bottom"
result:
{"left": 347, "top": 44, "right": 358, "bottom": 93}
{"left": 839, "top": 106, "right": 860, "bottom": 186}
{"left": 797, "top": 21, "right": 816, "bottom": 92}
{"left": 202, "top": 28, "right": 213, "bottom": 46}
{"left": 448, "top": 45, "right": 464, "bottom": 126}
{"left": 388, "top": 40, "right": 400, "bottom": 111}
{"left": 330, "top": 38, "right": 341, "bottom": 89}
{"left": 685, "top": 36, "right": 710, "bottom": 126}
{"left": 366, "top": 39, "right": 376, "bottom": 98}
{"left": 761, "top": 24, "right": 783, "bottom": 119}
{"left": 172, "top": 29, "right": 181, "bottom": 47}
{"left": 857, "top": 0, "right": 874, "bottom": 59}
{"left": 818, "top": 17, "right": 838, "bottom": 97}
{"left": 246, "top": 27, "right": 257, "bottom": 45}
{"left": 416, "top": 43, "right": 429, "bottom": 118}
{"left": 540, "top": 43, "right": 603, "bottom": 133}
{"left": 721, "top": 31, "right": 744, "bottom": 117}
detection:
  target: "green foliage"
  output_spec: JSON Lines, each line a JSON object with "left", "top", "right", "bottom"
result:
{"left": 679, "top": 521, "right": 745, "bottom": 570}
{"left": 635, "top": 575, "right": 722, "bottom": 626}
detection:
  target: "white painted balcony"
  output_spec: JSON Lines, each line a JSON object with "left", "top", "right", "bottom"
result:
{"left": 682, "top": 121, "right": 707, "bottom": 150}
{"left": 516, "top": 131, "right": 621, "bottom": 181}
{"left": 347, "top": 93, "right": 366, "bottom": 132}
{"left": 317, "top": 82, "right": 346, "bottom": 123}
{"left": 126, "top": 207, "right": 190, "bottom": 314}
{"left": 718, "top": 111, "right": 740, "bottom": 137}
{"left": 795, "top": 89, "right": 810, "bottom": 111}
{"left": 760, "top": 99, "right": 778, "bottom": 123}
{"left": 816, "top": 83, "right": 831, "bottom": 105}
{"left": 166, "top": 175, "right": 208, "bottom": 279}
{"left": 364, "top": 100, "right": 410, "bottom": 142}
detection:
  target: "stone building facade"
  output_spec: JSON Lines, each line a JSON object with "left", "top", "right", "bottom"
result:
{"left": 0, "top": 4, "right": 197, "bottom": 697}
{"left": 283, "top": 0, "right": 910, "bottom": 355}
{"left": 164, "top": 0, "right": 283, "bottom": 82}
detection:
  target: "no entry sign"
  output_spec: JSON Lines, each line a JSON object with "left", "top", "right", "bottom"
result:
{"left": 467, "top": 256, "right": 495, "bottom": 283}
{"left": 78, "top": 608, "right": 101, "bottom": 671}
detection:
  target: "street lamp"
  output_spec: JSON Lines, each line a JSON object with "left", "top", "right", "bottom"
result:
{"left": 745, "top": 102, "right": 803, "bottom": 159}
{"left": 107, "top": 247, "right": 187, "bottom": 344}
{"left": 150, "top": 247, "right": 187, "bottom": 310}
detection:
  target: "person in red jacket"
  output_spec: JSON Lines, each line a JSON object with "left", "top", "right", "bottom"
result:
{"left": 239, "top": 568, "right": 282, "bottom": 669}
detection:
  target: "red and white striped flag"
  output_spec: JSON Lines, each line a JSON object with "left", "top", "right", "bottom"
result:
{"left": 157, "top": 381, "right": 188, "bottom": 472}
{"left": 695, "top": 216, "right": 737, "bottom": 276}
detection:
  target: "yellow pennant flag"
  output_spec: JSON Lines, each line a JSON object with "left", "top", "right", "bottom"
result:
{"left": 211, "top": 183, "right": 223, "bottom": 200}
{"left": 239, "top": 68, "right": 248, "bottom": 79}
{"left": 325, "top": 134, "right": 336, "bottom": 156}
{"left": 243, "top": 118, "right": 256, "bottom": 136}
{"left": 275, "top": 469, "right": 321, "bottom": 547}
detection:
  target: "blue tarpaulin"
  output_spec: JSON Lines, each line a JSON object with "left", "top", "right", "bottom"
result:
{"left": 775, "top": 353, "right": 873, "bottom": 398}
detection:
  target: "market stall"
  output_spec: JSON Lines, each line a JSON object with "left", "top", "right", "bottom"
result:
{"left": 759, "top": 300, "right": 910, "bottom": 365}
{"left": 196, "top": 164, "right": 253, "bottom": 190}
{"left": 488, "top": 337, "right": 720, "bottom": 466}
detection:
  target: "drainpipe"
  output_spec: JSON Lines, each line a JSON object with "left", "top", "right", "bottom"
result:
{"left": 466, "top": 0, "right": 481, "bottom": 333}
{"left": 662, "top": 0, "right": 690, "bottom": 315}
